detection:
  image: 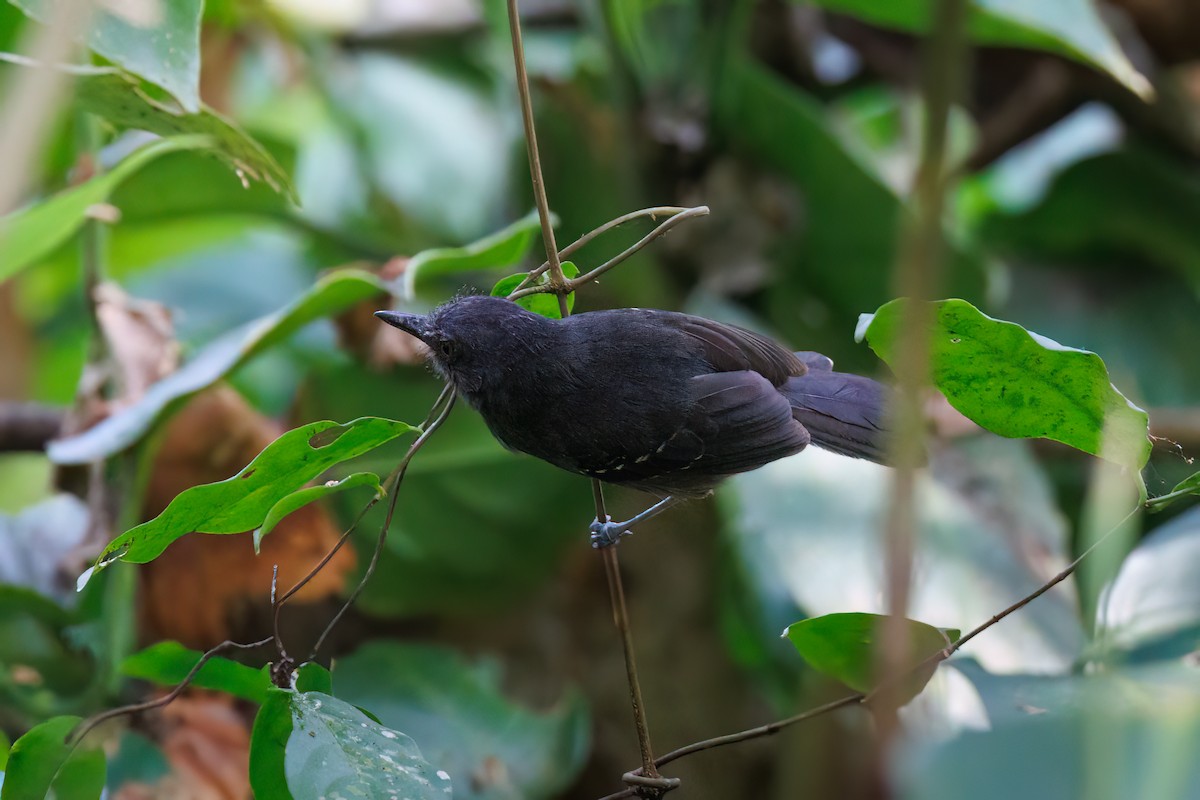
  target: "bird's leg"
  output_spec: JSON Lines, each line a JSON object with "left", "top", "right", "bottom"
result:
{"left": 590, "top": 496, "right": 683, "bottom": 548}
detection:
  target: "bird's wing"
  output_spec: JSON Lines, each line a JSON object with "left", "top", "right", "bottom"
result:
{"left": 583, "top": 372, "right": 810, "bottom": 488}
{"left": 670, "top": 315, "right": 806, "bottom": 385}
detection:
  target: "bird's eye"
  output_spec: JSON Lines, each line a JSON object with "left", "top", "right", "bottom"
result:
{"left": 437, "top": 339, "right": 456, "bottom": 359}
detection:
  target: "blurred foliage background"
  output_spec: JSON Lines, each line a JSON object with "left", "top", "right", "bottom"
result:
{"left": 1, "top": 0, "right": 1199, "bottom": 797}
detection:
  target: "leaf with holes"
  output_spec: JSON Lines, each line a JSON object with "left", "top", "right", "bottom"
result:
{"left": 254, "top": 472, "right": 384, "bottom": 553}
{"left": 857, "top": 298, "right": 1151, "bottom": 469}
{"left": 492, "top": 261, "right": 580, "bottom": 319}
{"left": 0, "top": 716, "right": 105, "bottom": 800}
{"left": 11, "top": 0, "right": 204, "bottom": 110}
{"left": 48, "top": 269, "right": 388, "bottom": 465}
{"left": 75, "top": 71, "right": 295, "bottom": 200}
{"left": 403, "top": 210, "right": 549, "bottom": 300}
{"left": 0, "top": 136, "right": 211, "bottom": 282}
{"left": 84, "top": 417, "right": 416, "bottom": 579}
{"left": 122, "top": 641, "right": 270, "bottom": 704}
{"left": 249, "top": 689, "right": 450, "bottom": 800}
{"left": 784, "top": 612, "right": 957, "bottom": 705}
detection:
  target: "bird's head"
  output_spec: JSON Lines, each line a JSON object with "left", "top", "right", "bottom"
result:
{"left": 374, "top": 295, "right": 544, "bottom": 395}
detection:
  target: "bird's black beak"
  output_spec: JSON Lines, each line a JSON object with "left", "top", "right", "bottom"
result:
{"left": 374, "top": 310, "right": 430, "bottom": 341}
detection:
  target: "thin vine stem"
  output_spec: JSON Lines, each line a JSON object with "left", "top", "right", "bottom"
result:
{"left": 69, "top": 636, "right": 275, "bottom": 744}
{"left": 510, "top": 205, "right": 706, "bottom": 295}
{"left": 506, "top": 0, "right": 568, "bottom": 318}
{"left": 509, "top": 206, "right": 710, "bottom": 302}
{"left": 307, "top": 387, "right": 457, "bottom": 661}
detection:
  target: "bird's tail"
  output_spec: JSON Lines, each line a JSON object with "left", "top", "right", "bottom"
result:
{"left": 781, "top": 352, "right": 891, "bottom": 464}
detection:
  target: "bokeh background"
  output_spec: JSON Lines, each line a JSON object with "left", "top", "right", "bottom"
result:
{"left": 1, "top": 0, "right": 1199, "bottom": 797}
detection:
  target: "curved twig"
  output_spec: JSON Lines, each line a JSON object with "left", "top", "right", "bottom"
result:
{"left": 307, "top": 387, "right": 458, "bottom": 660}
{"left": 68, "top": 636, "right": 274, "bottom": 744}
{"left": 508, "top": 206, "right": 710, "bottom": 303}
{"left": 510, "top": 206, "right": 700, "bottom": 294}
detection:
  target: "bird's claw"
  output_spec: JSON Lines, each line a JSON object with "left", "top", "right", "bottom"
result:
{"left": 589, "top": 516, "right": 631, "bottom": 549}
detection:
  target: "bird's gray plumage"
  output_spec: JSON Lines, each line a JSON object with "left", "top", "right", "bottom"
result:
{"left": 376, "top": 295, "right": 890, "bottom": 496}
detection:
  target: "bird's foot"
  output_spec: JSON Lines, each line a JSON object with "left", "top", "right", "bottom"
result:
{"left": 589, "top": 516, "right": 632, "bottom": 549}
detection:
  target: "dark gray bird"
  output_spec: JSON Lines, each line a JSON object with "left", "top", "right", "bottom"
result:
{"left": 376, "top": 295, "right": 890, "bottom": 546}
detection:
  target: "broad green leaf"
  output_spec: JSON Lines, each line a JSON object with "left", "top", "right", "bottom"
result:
{"left": 491, "top": 261, "right": 580, "bottom": 319}
{"left": 0, "top": 136, "right": 211, "bottom": 283}
{"left": 254, "top": 471, "right": 383, "bottom": 553}
{"left": 857, "top": 298, "right": 1151, "bottom": 469}
{"left": 404, "top": 209, "right": 548, "bottom": 301}
{"left": 784, "top": 612, "right": 956, "bottom": 704}
{"left": 335, "top": 642, "right": 589, "bottom": 800}
{"left": 122, "top": 641, "right": 269, "bottom": 704}
{"left": 249, "top": 690, "right": 294, "bottom": 800}
{"left": 798, "top": 0, "right": 1150, "bottom": 99}
{"left": 87, "top": 416, "right": 416, "bottom": 573}
{"left": 250, "top": 689, "right": 449, "bottom": 800}
{"left": 295, "top": 663, "right": 332, "bottom": 695}
{"left": 48, "top": 269, "right": 389, "bottom": 465}
{"left": 1, "top": 716, "right": 105, "bottom": 800}
{"left": 1095, "top": 506, "right": 1200, "bottom": 662}
{"left": 76, "top": 71, "right": 296, "bottom": 200}
{"left": 11, "top": 0, "right": 203, "bottom": 110}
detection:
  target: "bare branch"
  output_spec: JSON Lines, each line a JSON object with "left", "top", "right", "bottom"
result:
{"left": 506, "top": 0, "right": 568, "bottom": 317}
{"left": 69, "top": 636, "right": 274, "bottom": 744}
{"left": 509, "top": 206, "right": 710, "bottom": 303}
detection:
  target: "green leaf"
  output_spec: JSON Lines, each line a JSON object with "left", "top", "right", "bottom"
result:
{"left": 254, "top": 471, "right": 384, "bottom": 553}
{"left": 75, "top": 71, "right": 296, "bottom": 201}
{"left": 335, "top": 642, "right": 589, "bottom": 800}
{"left": 295, "top": 663, "right": 332, "bottom": 695}
{"left": 784, "top": 612, "right": 954, "bottom": 704}
{"left": 0, "top": 136, "right": 211, "bottom": 283}
{"left": 491, "top": 261, "right": 580, "bottom": 319}
{"left": 1148, "top": 471, "right": 1200, "bottom": 513}
{"left": 47, "top": 269, "right": 389, "bottom": 465}
{"left": 1, "top": 716, "right": 105, "bottom": 800}
{"left": 250, "top": 689, "right": 449, "bottom": 800}
{"left": 86, "top": 416, "right": 416, "bottom": 575}
{"left": 11, "top": 0, "right": 203, "bottom": 110}
{"left": 1095, "top": 506, "right": 1200, "bottom": 662}
{"left": 121, "top": 641, "right": 270, "bottom": 704}
{"left": 798, "top": 0, "right": 1150, "bottom": 99}
{"left": 249, "top": 690, "right": 294, "bottom": 800}
{"left": 0, "top": 730, "right": 9, "bottom": 772}
{"left": 403, "top": 209, "right": 549, "bottom": 300}
{"left": 857, "top": 298, "right": 1151, "bottom": 469}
